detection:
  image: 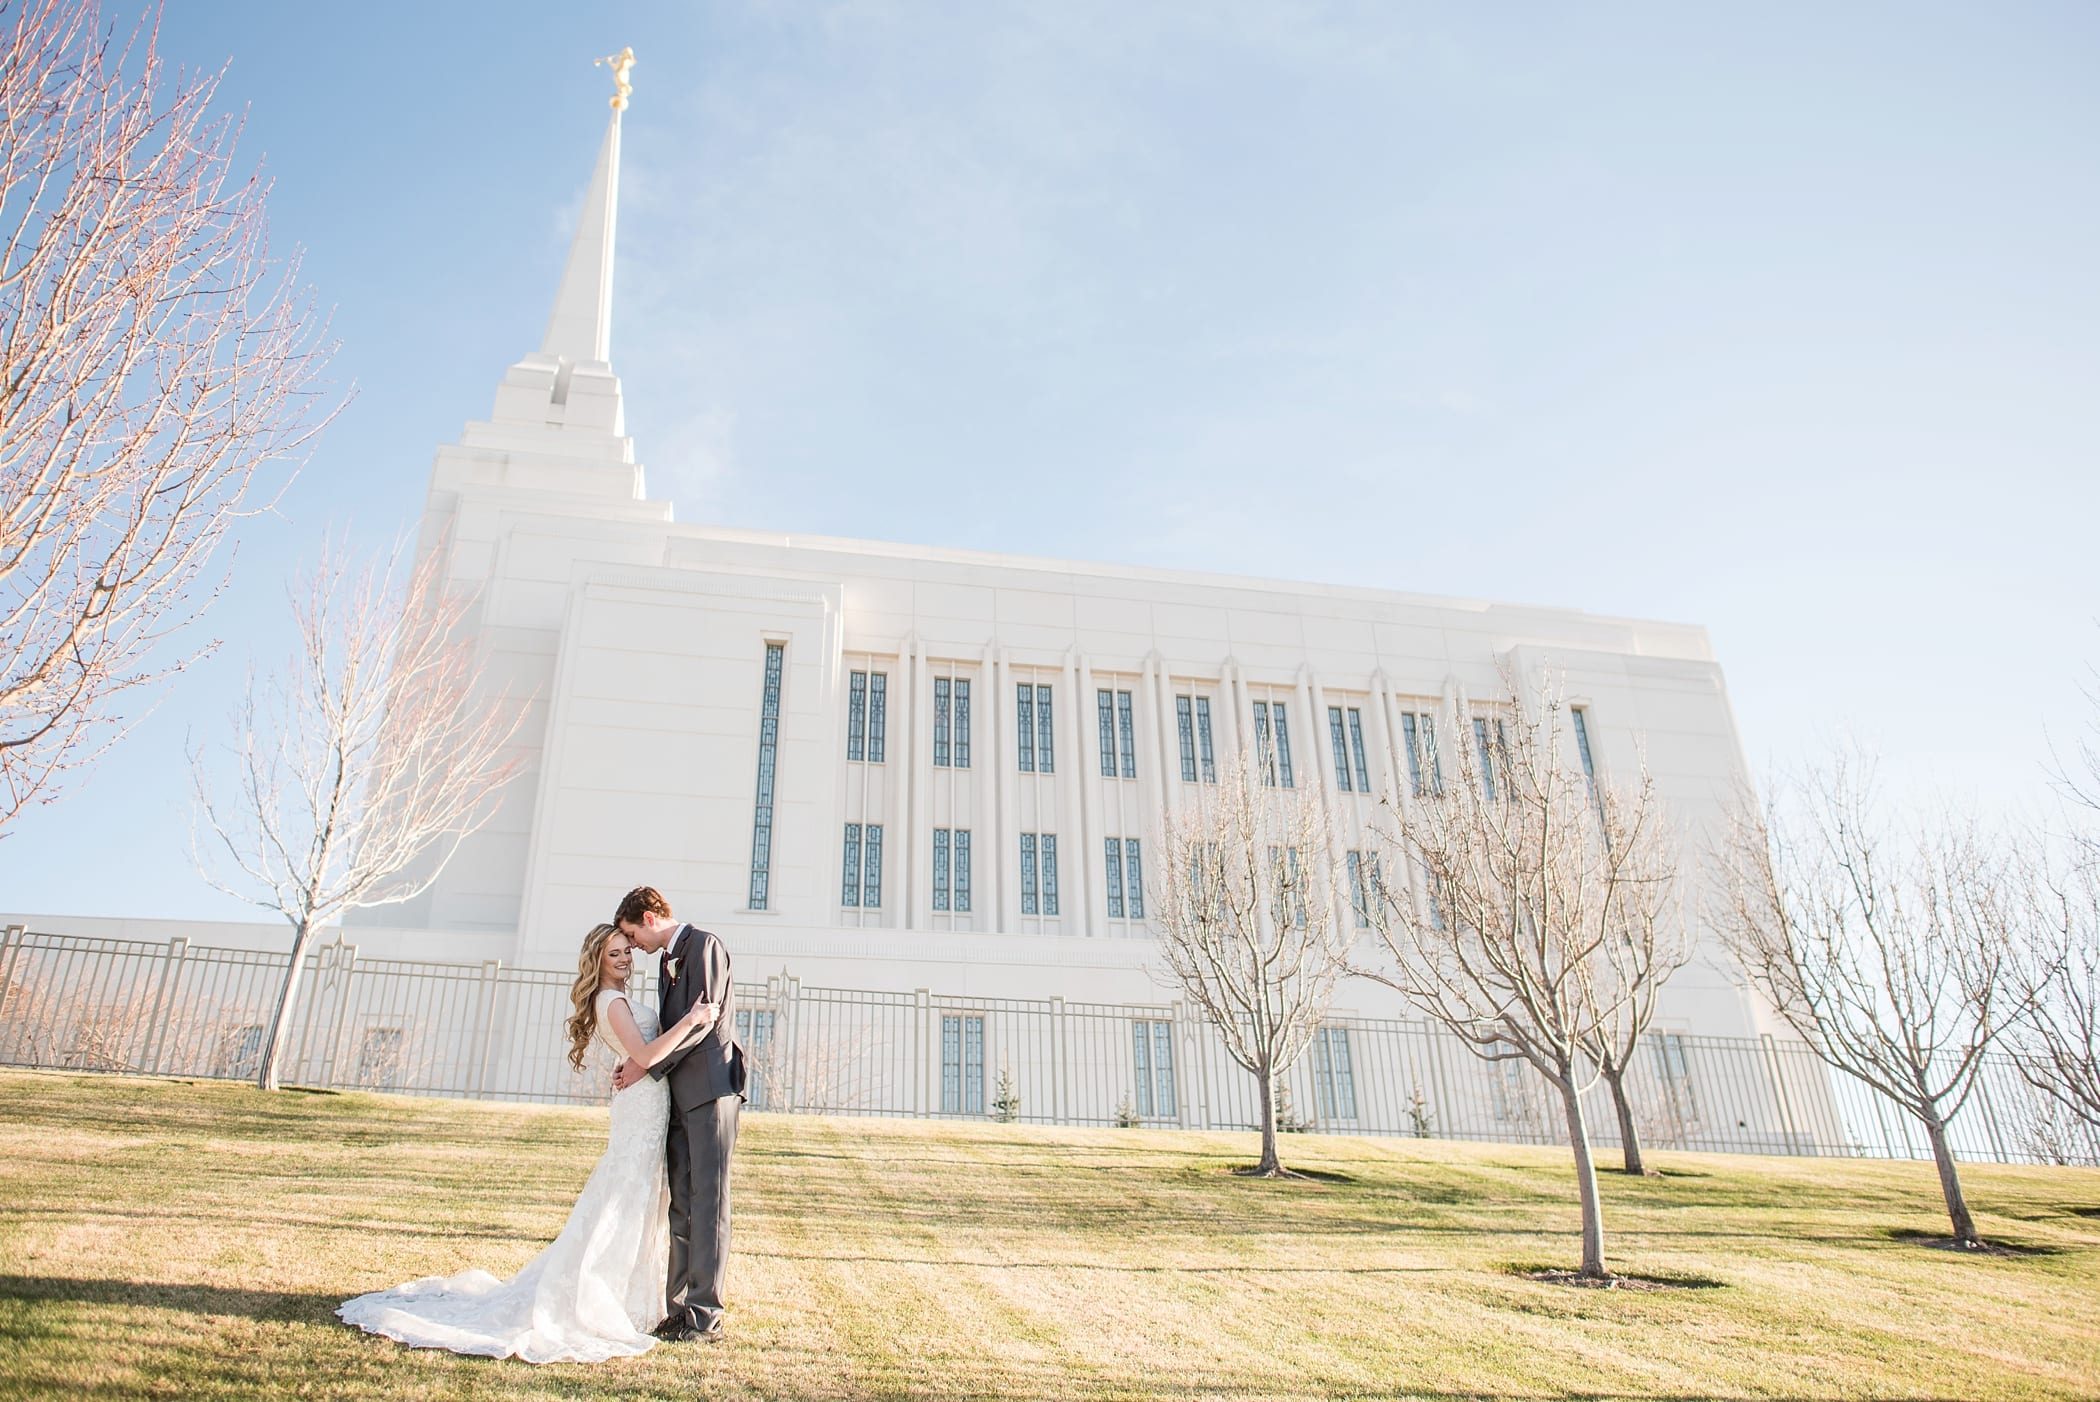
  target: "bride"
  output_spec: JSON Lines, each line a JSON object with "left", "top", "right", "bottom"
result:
{"left": 338, "top": 923, "right": 715, "bottom": 1364}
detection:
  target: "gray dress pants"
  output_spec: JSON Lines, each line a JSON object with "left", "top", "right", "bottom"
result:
{"left": 665, "top": 1093, "right": 740, "bottom": 1330}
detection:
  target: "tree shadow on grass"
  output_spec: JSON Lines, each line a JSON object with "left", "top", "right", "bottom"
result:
{"left": 0, "top": 1274, "right": 342, "bottom": 1326}
{"left": 1885, "top": 1228, "right": 2065, "bottom": 1258}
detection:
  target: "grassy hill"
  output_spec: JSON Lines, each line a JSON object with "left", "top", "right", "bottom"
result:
{"left": 0, "top": 1069, "right": 2095, "bottom": 1400}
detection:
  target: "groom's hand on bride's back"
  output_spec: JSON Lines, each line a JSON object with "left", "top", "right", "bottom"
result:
{"left": 611, "top": 1056, "right": 644, "bottom": 1091}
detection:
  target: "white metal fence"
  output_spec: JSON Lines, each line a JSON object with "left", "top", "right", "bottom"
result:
{"left": 2, "top": 925, "right": 2091, "bottom": 1165}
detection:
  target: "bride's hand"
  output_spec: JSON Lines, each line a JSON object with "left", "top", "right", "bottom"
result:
{"left": 683, "top": 1001, "right": 718, "bottom": 1031}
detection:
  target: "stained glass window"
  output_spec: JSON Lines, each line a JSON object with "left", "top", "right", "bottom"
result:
{"left": 748, "top": 644, "right": 784, "bottom": 910}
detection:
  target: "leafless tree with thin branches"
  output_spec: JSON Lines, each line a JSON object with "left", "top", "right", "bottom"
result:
{"left": 1361, "top": 668, "right": 1680, "bottom": 1279}
{"left": 1714, "top": 751, "right": 2039, "bottom": 1248}
{"left": 1152, "top": 749, "right": 1350, "bottom": 1176}
{"left": 1580, "top": 841, "right": 1695, "bottom": 1177}
{"left": 189, "top": 538, "right": 526, "bottom": 1091}
{"left": 2008, "top": 852, "right": 2098, "bottom": 1134}
{"left": 0, "top": 0, "right": 339, "bottom": 832}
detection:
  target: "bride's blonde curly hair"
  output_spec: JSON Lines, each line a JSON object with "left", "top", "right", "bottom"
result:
{"left": 565, "top": 923, "right": 624, "bottom": 1073}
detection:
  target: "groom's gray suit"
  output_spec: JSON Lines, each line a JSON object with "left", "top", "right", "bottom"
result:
{"left": 651, "top": 924, "right": 746, "bottom": 1333}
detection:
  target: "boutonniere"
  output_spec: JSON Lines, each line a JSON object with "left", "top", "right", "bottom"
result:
{"left": 663, "top": 955, "right": 682, "bottom": 984}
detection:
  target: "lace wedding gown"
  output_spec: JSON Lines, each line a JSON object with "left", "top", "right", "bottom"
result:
{"left": 338, "top": 988, "right": 671, "bottom": 1363}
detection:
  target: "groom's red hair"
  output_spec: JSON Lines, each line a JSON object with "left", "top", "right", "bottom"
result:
{"left": 613, "top": 885, "right": 673, "bottom": 928}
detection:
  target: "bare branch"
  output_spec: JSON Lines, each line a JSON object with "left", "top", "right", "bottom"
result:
{"left": 188, "top": 534, "right": 528, "bottom": 1090}
{"left": 1150, "top": 748, "right": 1351, "bottom": 1176}
{"left": 0, "top": 0, "right": 343, "bottom": 833}
{"left": 1361, "top": 661, "right": 1683, "bottom": 1275}
{"left": 1710, "top": 746, "right": 2038, "bottom": 1247}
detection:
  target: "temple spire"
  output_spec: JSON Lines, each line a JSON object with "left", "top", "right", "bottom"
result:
{"left": 539, "top": 49, "right": 633, "bottom": 366}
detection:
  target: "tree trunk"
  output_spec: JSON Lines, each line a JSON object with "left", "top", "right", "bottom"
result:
{"left": 1923, "top": 1113, "right": 1981, "bottom": 1247}
{"left": 1556, "top": 1072, "right": 1609, "bottom": 1278}
{"left": 1254, "top": 1064, "right": 1281, "bottom": 1175}
{"left": 257, "top": 918, "right": 318, "bottom": 1092}
{"left": 1605, "top": 1065, "right": 1648, "bottom": 1176}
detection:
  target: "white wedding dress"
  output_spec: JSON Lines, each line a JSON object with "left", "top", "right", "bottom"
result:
{"left": 338, "top": 988, "right": 671, "bottom": 1363}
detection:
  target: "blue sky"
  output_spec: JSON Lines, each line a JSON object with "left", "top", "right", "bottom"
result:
{"left": 5, "top": 1, "right": 2097, "bottom": 921}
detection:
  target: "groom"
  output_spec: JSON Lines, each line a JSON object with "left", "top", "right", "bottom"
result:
{"left": 611, "top": 885, "right": 747, "bottom": 1342}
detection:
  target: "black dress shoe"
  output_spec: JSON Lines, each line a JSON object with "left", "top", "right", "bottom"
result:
{"left": 649, "top": 1316, "right": 685, "bottom": 1340}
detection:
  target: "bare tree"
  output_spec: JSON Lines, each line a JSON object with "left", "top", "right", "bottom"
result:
{"left": 2009, "top": 853, "right": 2098, "bottom": 1132}
{"left": 1361, "top": 671, "right": 1679, "bottom": 1279}
{"left": 1715, "top": 753, "right": 2035, "bottom": 1248}
{"left": 190, "top": 538, "right": 525, "bottom": 1090}
{"left": 1580, "top": 849, "right": 1694, "bottom": 1176}
{"left": 1, "top": 0, "right": 338, "bottom": 831}
{"left": 1152, "top": 750, "right": 1350, "bottom": 1176}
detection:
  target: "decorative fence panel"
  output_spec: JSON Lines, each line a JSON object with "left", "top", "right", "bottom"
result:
{"left": 2, "top": 926, "right": 2091, "bottom": 1166}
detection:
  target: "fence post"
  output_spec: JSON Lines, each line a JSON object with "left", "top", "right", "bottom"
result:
{"left": 782, "top": 975, "right": 802, "bottom": 1114}
{"left": 915, "top": 989, "right": 931, "bottom": 1118}
{"left": 1048, "top": 996, "right": 1065, "bottom": 1124}
{"left": 0, "top": 925, "right": 26, "bottom": 1017}
{"left": 1759, "top": 1033, "right": 1800, "bottom": 1154}
{"left": 475, "top": 960, "right": 503, "bottom": 1097}
{"left": 1170, "top": 1000, "right": 1191, "bottom": 1130}
{"left": 141, "top": 938, "right": 189, "bottom": 1076}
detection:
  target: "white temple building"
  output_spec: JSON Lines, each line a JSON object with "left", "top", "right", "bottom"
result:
{"left": 334, "top": 85, "right": 1782, "bottom": 1050}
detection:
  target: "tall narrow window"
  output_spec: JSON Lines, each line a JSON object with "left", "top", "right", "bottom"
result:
{"left": 748, "top": 644, "right": 784, "bottom": 910}
{"left": 1572, "top": 706, "right": 1597, "bottom": 785}
{"left": 861, "top": 824, "right": 883, "bottom": 908}
{"left": 1195, "top": 697, "right": 1216, "bottom": 782}
{"left": 933, "top": 827, "right": 952, "bottom": 911}
{"left": 1035, "top": 684, "right": 1055, "bottom": 773}
{"left": 932, "top": 826, "right": 973, "bottom": 914}
{"left": 1019, "top": 833, "right": 1039, "bottom": 915}
{"left": 1273, "top": 704, "right": 1294, "bottom": 788}
{"left": 1040, "top": 834, "right": 1060, "bottom": 916}
{"left": 843, "top": 823, "right": 884, "bottom": 908}
{"left": 1255, "top": 701, "right": 1295, "bottom": 788}
{"left": 1253, "top": 701, "right": 1275, "bottom": 787}
{"left": 1653, "top": 1031, "right": 1698, "bottom": 1121}
{"left": 1098, "top": 690, "right": 1117, "bottom": 778}
{"left": 1124, "top": 837, "right": 1145, "bottom": 920}
{"left": 1330, "top": 704, "right": 1372, "bottom": 794}
{"left": 941, "top": 1014, "right": 986, "bottom": 1115}
{"left": 867, "top": 673, "right": 887, "bottom": 763}
{"left": 1400, "top": 712, "right": 1442, "bottom": 797}
{"left": 1270, "top": 845, "right": 1306, "bottom": 928}
{"left": 1473, "top": 717, "right": 1506, "bottom": 800}
{"left": 1132, "top": 1020, "right": 1155, "bottom": 1118}
{"left": 1176, "top": 696, "right": 1198, "bottom": 783}
{"left": 1104, "top": 837, "right": 1125, "bottom": 918}
{"left": 1329, "top": 706, "right": 1353, "bottom": 792}
{"left": 1131, "top": 1019, "right": 1177, "bottom": 1119}
{"left": 735, "top": 1009, "right": 775, "bottom": 1110}
{"left": 1018, "top": 683, "right": 1054, "bottom": 772}
{"left": 1346, "top": 850, "right": 1383, "bottom": 929}
{"left": 1347, "top": 708, "right": 1370, "bottom": 792}
{"left": 847, "top": 671, "right": 868, "bottom": 762}
{"left": 1117, "top": 691, "right": 1136, "bottom": 778}
{"left": 841, "top": 823, "right": 862, "bottom": 907}
{"left": 1016, "top": 684, "right": 1035, "bottom": 773}
{"left": 933, "top": 678, "right": 952, "bottom": 768}
{"left": 931, "top": 677, "right": 972, "bottom": 769}
{"left": 1313, "top": 1027, "right": 1358, "bottom": 1121}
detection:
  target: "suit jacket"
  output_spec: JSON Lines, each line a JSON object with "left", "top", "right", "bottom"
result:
{"left": 651, "top": 924, "right": 747, "bottom": 1110}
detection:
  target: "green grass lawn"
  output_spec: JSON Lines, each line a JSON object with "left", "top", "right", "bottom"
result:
{"left": 1, "top": 1070, "right": 2096, "bottom": 1400}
